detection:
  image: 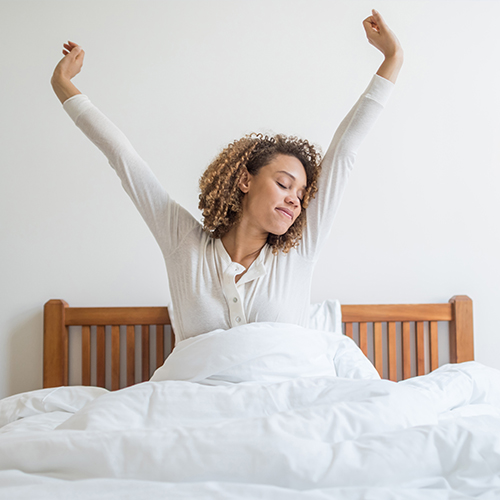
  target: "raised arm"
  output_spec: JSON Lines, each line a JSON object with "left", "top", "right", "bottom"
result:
{"left": 300, "top": 10, "right": 403, "bottom": 260}
{"left": 51, "top": 42, "right": 199, "bottom": 255}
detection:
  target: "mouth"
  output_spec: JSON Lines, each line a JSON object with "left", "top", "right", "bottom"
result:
{"left": 276, "top": 208, "right": 293, "bottom": 220}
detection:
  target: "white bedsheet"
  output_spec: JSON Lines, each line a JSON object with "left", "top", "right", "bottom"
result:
{"left": 1, "top": 323, "right": 500, "bottom": 499}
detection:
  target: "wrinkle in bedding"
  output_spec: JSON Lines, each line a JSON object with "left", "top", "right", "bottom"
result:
{"left": 0, "top": 323, "right": 499, "bottom": 498}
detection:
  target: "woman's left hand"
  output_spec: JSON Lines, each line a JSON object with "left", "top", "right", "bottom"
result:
{"left": 363, "top": 9, "right": 402, "bottom": 59}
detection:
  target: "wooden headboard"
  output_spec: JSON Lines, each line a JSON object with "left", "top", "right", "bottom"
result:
{"left": 43, "top": 295, "right": 474, "bottom": 390}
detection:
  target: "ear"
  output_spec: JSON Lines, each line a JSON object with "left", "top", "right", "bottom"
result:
{"left": 238, "top": 167, "right": 252, "bottom": 194}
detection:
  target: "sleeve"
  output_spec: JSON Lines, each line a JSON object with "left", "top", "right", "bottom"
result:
{"left": 63, "top": 94, "right": 200, "bottom": 256}
{"left": 299, "top": 74, "right": 394, "bottom": 261}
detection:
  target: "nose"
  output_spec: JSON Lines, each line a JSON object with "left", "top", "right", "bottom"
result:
{"left": 285, "top": 192, "right": 300, "bottom": 207}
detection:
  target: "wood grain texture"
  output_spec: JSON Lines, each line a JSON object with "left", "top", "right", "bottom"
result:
{"left": 126, "top": 325, "right": 135, "bottom": 387}
{"left": 43, "top": 300, "right": 69, "bottom": 388}
{"left": 342, "top": 304, "right": 452, "bottom": 322}
{"left": 82, "top": 325, "right": 91, "bottom": 386}
{"left": 66, "top": 307, "right": 170, "bottom": 326}
{"left": 96, "top": 326, "right": 105, "bottom": 388}
{"left": 387, "top": 322, "right": 397, "bottom": 382}
{"left": 142, "top": 325, "right": 150, "bottom": 382}
{"left": 402, "top": 322, "right": 411, "bottom": 380}
{"left": 359, "top": 323, "right": 368, "bottom": 357}
{"left": 111, "top": 325, "right": 120, "bottom": 391}
{"left": 416, "top": 321, "right": 425, "bottom": 376}
{"left": 373, "top": 322, "right": 383, "bottom": 377}
{"left": 344, "top": 323, "right": 353, "bottom": 339}
{"left": 430, "top": 321, "right": 439, "bottom": 371}
{"left": 449, "top": 295, "right": 474, "bottom": 363}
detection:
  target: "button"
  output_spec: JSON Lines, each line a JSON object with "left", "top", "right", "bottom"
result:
{"left": 235, "top": 316, "right": 241, "bottom": 323}
{"left": 233, "top": 297, "right": 238, "bottom": 303}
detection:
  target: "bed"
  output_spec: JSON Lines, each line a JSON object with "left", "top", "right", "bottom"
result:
{"left": 2, "top": 295, "right": 500, "bottom": 499}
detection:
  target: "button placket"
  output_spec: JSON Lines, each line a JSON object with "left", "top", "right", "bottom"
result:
{"left": 222, "top": 262, "right": 246, "bottom": 327}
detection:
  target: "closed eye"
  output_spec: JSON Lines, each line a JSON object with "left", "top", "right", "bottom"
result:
{"left": 277, "top": 181, "right": 304, "bottom": 203}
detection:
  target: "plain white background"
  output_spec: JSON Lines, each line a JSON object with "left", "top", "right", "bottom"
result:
{"left": 1, "top": 0, "right": 499, "bottom": 399}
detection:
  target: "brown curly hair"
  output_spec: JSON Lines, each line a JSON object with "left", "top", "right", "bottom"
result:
{"left": 198, "top": 133, "right": 322, "bottom": 254}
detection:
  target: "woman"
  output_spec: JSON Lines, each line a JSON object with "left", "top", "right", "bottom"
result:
{"left": 51, "top": 10, "right": 403, "bottom": 343}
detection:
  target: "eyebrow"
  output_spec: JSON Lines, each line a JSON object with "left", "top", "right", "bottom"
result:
{"left": 276, "top": 170, "right": 307, "bottom": 189}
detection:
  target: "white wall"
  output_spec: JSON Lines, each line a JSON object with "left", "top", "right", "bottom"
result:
{"left": 1, "top": 0, "right": 499, "bottom": 399}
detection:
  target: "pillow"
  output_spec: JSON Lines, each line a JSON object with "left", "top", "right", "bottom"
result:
{"left": 309, "top": 299, "right": 342, "bottom": 334}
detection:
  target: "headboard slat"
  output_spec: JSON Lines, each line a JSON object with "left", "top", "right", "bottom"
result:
{"left": 416, "top": 322, "right": 425, "bottom": 376}
{"left": 387, "top": 322, "right": 397, "bottom": 381}
{"left": 96, "top": 326, "right": 105, "bottom": 388}
{"left": 126, "top": 325, "right": 135, "bottom": 387}
{"left": 345, "top": 323, "right": 353, "bottom": 339}
{"left": 82, "top": 325, "right": 91, "bottom": 386}
{"left": 142, "top": 326, "right": 150, "bottom": 382}
{"left": 402, "top": 322, "right": 411, "bottom": 379}
{"left": 373, "top": 322, "right": 383, "bottom": 377}
{"left": 359, "top": 323, "right": 368, "bottom": 357}
{"left": 430, "top": 321, "right": 439, "bottom": 371}
{"left": 111, "top": 326, "right": 120, "bottom": 391}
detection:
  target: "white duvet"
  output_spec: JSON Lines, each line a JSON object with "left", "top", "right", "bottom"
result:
{"left": 1, "top": 322, "right": 500, "bottom": 499}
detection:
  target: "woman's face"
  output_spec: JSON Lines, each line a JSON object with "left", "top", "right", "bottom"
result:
{"left": 239, "top": 154, "right": 307, "bottom": 236}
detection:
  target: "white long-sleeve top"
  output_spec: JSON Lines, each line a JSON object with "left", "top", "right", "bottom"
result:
{"left": 63, "top": 74, "right": 393, "bottom": 342}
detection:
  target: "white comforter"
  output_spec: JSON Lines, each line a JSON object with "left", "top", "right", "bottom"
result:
{"left": 1, "top": 322, "right": 500, "bottom": 499}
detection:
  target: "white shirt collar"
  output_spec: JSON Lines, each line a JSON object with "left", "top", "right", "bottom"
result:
{"left": 215, "top": 238, "right": 268, "bottom": 285}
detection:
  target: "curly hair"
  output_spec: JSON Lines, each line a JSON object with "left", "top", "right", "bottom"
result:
{"left": 198, "top": 133, "right": 322, "bottom": 254}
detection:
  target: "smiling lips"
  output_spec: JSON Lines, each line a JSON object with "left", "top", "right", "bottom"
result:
{"left": 276, "top": 207, "right": 293, "bottom": 220}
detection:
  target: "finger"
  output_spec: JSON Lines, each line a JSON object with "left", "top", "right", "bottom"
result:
{"left": 362, "top": 17, "right": 373, "bottom": 30}
{"left": 371, "top": 9, "right": 388, "bottom": 31}
{"left": 63, "top": 42, "right": 82, "bottom": 55}
{"left": 69, "top": 46, "right": 83, "bottom": 57}
{"left": 74, "top": 48, "right": 85, "bottom": 61}
{"left": 363, "top": 17, "right": 379, "bottom": 34}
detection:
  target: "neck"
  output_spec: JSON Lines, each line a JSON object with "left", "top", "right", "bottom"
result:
{"left": 220, "top": 222, "right": 268, "bottom": 267}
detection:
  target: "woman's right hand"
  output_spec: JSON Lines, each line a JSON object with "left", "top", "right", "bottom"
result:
{"left": 51, "top": 41, "right": 84, "bottom": 104}
{"left": 52, "top": 41, "right": 85, "bottom": 82}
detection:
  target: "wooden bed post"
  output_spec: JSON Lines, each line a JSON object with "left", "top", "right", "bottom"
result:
{"left": 43, "top": 299, "right": 69, "bottom": 388}
{"left": 449, "top": 295, "right": 474, "bottom": 363}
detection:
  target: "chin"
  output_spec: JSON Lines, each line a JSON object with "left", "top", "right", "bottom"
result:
{"left": 270, "top": 225, "right": 291, "bottom": 237}
{"left": 265, "top": 217, "right": 295, "bottom": 237}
